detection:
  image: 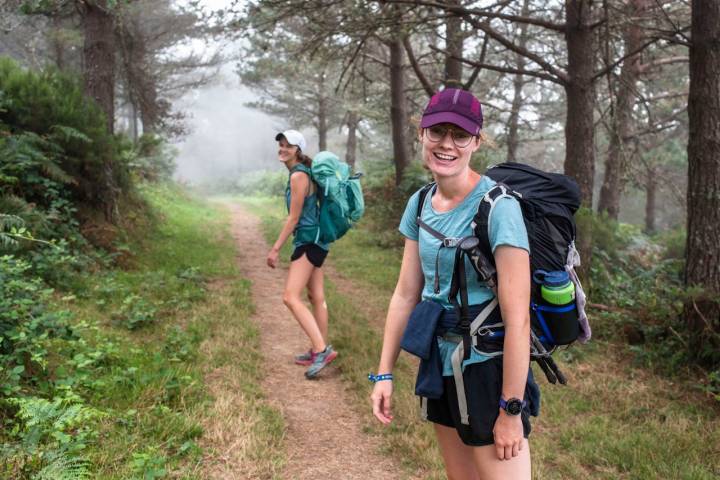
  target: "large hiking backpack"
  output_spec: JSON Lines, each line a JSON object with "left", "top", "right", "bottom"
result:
{"left": 416, "top": 162, "right": 591, "bottom": 385}
{"left": 311, "top": 151, "right": 364, "bottom": 243}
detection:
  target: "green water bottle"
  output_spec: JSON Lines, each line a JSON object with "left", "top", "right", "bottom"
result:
{"left": 533, "top": 270, "right": 579, "bottom": 345}
{"left": 538, "top": 271, "right": 575, "bottom": 305}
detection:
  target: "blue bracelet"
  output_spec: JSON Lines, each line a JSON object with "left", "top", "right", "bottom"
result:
{"left": 368, "top": 373, "right": 393, "bottom": 383}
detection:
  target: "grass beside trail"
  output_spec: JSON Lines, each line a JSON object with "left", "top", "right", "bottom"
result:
{"left": 69, "top": 185, "right": 284, "bottom": 479}
{"left": 242, "top": 195, "right": 720, "bottom": 480}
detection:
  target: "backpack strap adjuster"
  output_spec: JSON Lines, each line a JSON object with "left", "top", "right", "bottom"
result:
{"left": 442, "top": 237, "right": 463, "bottom": 248}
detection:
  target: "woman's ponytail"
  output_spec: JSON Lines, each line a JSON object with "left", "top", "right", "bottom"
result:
{"left": 297, "top": 151, "right": 312, "bottom": 168}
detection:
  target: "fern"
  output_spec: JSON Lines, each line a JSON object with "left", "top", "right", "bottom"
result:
{"left": 1, "top": 132, "right": 75, "bottom": 186}
{"left": 0, "top": 213, "right": 25, "bottom": 248}
{"left": 49, "top": 125, "right": 92, "bottom": 145}
{"left": 0, "top": 212, "right": 24, "bottom": 230}
{"left": 12, "top": 397, "right": 103, "bottom": 436}
{"left": 4, "top": 397, "right": 102, "bottom": 479}
{"left": 0, "top": 195, "right": 49, "bottom": 235}
{"left": 34, "top": 452, "right": 91, "bottom": 480}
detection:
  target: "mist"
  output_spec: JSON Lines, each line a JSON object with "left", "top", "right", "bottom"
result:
{"left": 173, "top": 65, "right": 288, "bottom": 186}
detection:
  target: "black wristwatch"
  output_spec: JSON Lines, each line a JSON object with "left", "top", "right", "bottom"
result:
{"left": 499, "top": 397, "right": 525, "bottom": 416}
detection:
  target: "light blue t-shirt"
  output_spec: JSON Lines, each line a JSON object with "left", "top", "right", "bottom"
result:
{"left": 399, "top": 176, "right": 529, "bottom": 374}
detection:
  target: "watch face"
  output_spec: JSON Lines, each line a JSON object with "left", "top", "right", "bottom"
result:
{"left": 506, "top": 398, "right": 523, "bottom": 416}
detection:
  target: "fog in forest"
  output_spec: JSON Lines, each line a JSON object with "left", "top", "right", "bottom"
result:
{"left": 172, "top": 66, "right": 280, "bottom": 185}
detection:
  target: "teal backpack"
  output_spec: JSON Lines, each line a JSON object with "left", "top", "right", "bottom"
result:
{"left": 311, "top": 151, "right": 364, "bottom": 243}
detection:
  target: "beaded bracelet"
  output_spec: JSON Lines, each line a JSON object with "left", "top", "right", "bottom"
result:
{"left": 368, "top": 373, "right": 393, "bottom": 383}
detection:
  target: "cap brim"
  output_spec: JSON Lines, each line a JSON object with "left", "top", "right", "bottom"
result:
{"left": 420, "top": 112, "right": 480, "bottom": 135}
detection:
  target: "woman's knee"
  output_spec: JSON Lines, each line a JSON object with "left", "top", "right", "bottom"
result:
{"left": 307, "top": 289, "right": 325, "bottom": 306}
{"left": 282, "top": 291, "right": 302, "bottom": 308}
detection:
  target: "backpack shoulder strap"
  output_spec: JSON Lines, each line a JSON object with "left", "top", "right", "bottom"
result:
{"left": 290, "top": 164, "right": 311, "bottom": 176}
{"left": 288, "top": 164, "right": 314, "bottom": 197}
{"left": 415, "top": 182, "right": 462, "bottom": 246}
{"left": 415, "top": 182, "right": 435, "bottom": 225}
{"left": 472, "top": 183, "right": 517, "bottom": 266}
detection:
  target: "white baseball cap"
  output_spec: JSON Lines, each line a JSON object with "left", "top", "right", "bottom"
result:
{"left": 275, "top": 129, "right": 307, "bottom": 152}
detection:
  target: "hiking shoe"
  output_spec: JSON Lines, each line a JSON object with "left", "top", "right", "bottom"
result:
{"left": 304, "top": 345, "right": 338, "bottom": 379}
{"left": 294, "top": 349, "right": 316, "bottom": 366}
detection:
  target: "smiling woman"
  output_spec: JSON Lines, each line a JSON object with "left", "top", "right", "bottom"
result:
{"left": 371, "top": 88, "right": 538, "bottom": 480}
{"left": 267, "top": 129, "right": 337, "bottom": 380}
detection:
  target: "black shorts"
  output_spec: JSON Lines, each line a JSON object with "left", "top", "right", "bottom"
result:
{"left": 424, "top": 357, "right": 540, "bottom": 447}
{"left": 290, "top": 244, "right": 328, "bottom": 268}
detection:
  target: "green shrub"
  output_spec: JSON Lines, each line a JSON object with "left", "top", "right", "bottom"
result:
{"left": 123, "top": 134, "right": 177, "bottom": 182}
{"left": 360, "top": 160, "right": 430, "bottom": 247}
{"left": 235, "top": 169, "right": 287, "bottom": 197}
{"left": 654, "top": 227, "right": 686, "bottom": 260}
{"left": 0, "top": 255, "right": 75, "bottom": 396}
{"left": 113, "top": 294, "right": 158, "bottom": 330}
{"left": 0, "top": 58, "right": 130, "bottom": 231}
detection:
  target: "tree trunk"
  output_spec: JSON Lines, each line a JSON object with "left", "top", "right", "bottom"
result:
{"left": 318, "top": 96, "right": 328, "bottom": 151}
{"left": 390, "top": 35, "right": 411, "bottom": 185}
{"left": 444, "top": 0, "right": 463, "bottom": 88}
{"left": 598, "top": 0, "right": 648, "bottom": 219}
{"left": 345, "top": 110, "right": 359, "bottom": 168}
{"left": 117, "top": 12, "right": 160, "bottom": 135}
{"left": 83, "top": 1, "right": 115, "bottom": 133}
{"left": 644, "top": 164, "right": 656, "bottom": 234}
{"left": 506, "top": 0, "right": 530, "bottom": 162}
{"left": 51, "top": 16, "right": 66, "bottom": 70}
{"left": 684, "top": 0, "right": 720, "bottom": 357}
{"left": 317, "top": 73, "right": 328, "bottom": 151}
{"left": 564, "top": 0, "right": 596, "bottom": 281}
{"left": 83, "top": 0, "right": 119, "bottom": 222}
{"left": 129, "top": 100, "right": 139, "bottom": 142}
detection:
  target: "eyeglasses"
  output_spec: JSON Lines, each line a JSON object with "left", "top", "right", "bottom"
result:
{"left": 424, "top": 125, "right": 476, "bottom": 148}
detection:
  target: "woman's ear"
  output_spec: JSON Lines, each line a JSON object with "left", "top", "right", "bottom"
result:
{"left": 417, "top": 127, "right": 424, "bottom": 142}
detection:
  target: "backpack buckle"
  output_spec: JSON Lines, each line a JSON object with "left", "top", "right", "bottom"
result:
{"left": 442, "top": 237, "right": 462, "bottom": 248}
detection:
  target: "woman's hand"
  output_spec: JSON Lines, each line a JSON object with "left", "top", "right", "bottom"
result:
{"left": 493, "top": 409, "right": 524, "bottom": 460}
{"left": 370, "top": 380, "right": 394, "bottom": 424}
{"left": 266, "top": 248, "right": 279, "bottom": 268}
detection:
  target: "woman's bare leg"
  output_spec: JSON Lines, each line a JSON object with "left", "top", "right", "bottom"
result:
{"left": 307, "top": 266, "right": 328, "bottom": 342}
{"left": 434, "top": 424, "right": 481, "bottom": 480}
{"left": 472, "top": 439, "right": 531, "bottom": 480}
{"left": 283, "top": 254, "right": 325, "bottom": 352}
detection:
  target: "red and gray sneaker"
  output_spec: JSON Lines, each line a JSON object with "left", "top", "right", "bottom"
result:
{"left": 304, "top": 345, "right": 338, "bottom": 379}
{"left": 294, "top": 349, "right": 316, "bottom": 366}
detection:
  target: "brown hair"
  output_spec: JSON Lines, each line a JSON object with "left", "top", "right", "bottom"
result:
{"left": 296, "top": 150, "right": 312, "bottom": 168}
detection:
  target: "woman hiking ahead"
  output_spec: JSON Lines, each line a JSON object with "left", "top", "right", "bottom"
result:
{"left": 266, "top": 129, "right": 337, "bottom": 379}
{"left": 370, "top": 89, "right": 540, "bottom": 479}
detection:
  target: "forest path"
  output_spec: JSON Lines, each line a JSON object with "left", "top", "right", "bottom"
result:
{"left": 225, "top": 203, "right": 410, "bottom": 480}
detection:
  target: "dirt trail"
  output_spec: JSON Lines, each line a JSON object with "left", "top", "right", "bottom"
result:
{"left": 227, "top": 203, "right": 412, "bottom": 480}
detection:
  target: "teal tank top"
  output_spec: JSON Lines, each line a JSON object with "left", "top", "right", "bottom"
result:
{"left": 285, "top": 164, "right": 329, "bottom": 250}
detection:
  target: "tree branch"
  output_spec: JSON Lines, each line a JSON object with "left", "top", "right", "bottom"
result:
{"left": 461, "top": 16, "right": 569, "bottom": 85}
{"left": 638, "top": 55, "right": 689, "bottom": 74}
{"left": 625, "top": 105, "right": 688, "bottom": 140}
{"left": 464, "top": 33, "right": 488, "bottom": 91}
{"left": 336, "top": 34, "right": 370, "bottom": 94}
{"left": 429, "top": 45, "right": 564, "bottom": 86}
{"left": 360, "top": 52, "right": 390, "bottom": 68}
{"left": 653, "top": 0, "right": 691, "bottom": 45}
{"left": 402, "top": 36, "right": 435, "bottom": 96}
{"left": 380, "top": 0, "right": 567, "bottom": 32}
{"left": 591, "top": 37, "right": 662, "bottom": 81}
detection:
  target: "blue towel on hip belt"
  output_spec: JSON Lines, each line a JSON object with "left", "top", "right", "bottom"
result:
{"left": 401, "top": 301, "right": 488, "bottom": 399}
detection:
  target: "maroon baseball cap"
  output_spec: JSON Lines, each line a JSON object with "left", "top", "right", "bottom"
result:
{"left": 420, "top": 88, "right": 483, "bottom": 135}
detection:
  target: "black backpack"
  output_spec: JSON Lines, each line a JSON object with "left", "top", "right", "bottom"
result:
{"left": 416, "top": 162, "right": 591, "bottom": 385}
